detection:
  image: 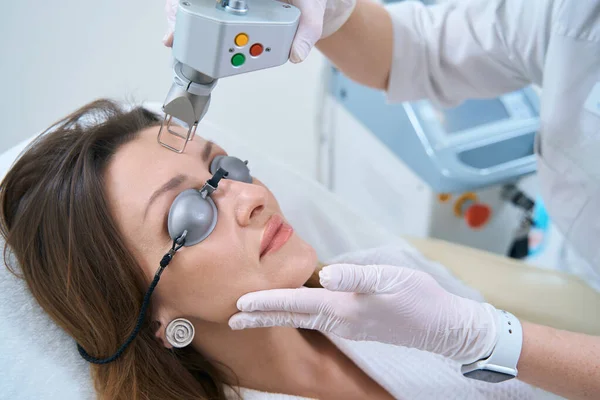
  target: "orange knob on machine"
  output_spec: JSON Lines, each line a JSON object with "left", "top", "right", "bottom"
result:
{"left": 438, "top": 193, "right": 452, "bottom": 203}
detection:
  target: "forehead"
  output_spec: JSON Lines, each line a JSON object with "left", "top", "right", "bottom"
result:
{"left": 111, "top": 124, "right": 215, "bottom": 170}
{"left": 104, "top": 126, "right": 214, "bottom": 206}
{"left": 116, "top": 125, "right": 210, "bottom": 165}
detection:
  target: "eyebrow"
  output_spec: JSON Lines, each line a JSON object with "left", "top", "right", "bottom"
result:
{"left": 143, "top": 174, "right": 187, "bottom": 221}
{"left": 202, "top": 141, "right": 214, "bottom": 162}
{"left": 142, "top": 140, "right": 215, "bottom": 220}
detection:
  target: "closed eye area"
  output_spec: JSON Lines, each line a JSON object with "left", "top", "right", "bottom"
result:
{"left": 144, "top": 174, "right": 188, "bottom": 221}
{"left": 143, "top": 140, "right": 221, "bottom": 222}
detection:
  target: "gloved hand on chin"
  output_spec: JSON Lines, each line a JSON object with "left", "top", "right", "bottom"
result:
{"left": 163, "top": 0, "right": 356, "bottom": 63}
{"left": 229, "top": 263, "right": 501, "bottom": 365}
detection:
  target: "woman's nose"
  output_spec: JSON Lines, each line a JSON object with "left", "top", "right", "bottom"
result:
{"left": 215, "top": 180, "right": 268, "bottom": 227}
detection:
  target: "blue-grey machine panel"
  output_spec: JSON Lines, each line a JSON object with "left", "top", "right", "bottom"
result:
{"left": 330, "top": 0, "right": 541, "bottom": 193}
{"left": 330, "top": 68, "right": 540, "bottom": 193}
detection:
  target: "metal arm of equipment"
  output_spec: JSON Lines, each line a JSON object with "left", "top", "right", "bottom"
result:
{"left": 159, "top": 0, "right": 301, "bottom": 153}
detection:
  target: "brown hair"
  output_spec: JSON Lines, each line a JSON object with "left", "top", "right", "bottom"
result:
{"left": 0, "top": 99, "right": 322, "bottom": 400}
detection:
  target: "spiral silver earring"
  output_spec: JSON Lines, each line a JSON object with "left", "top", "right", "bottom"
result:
{"left": 166, "top": 318, "right": 195, "bottom": 348}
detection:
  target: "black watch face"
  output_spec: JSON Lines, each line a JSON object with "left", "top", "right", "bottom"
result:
{"left": 463, "top": 369, "right": 514, "bottom": 383}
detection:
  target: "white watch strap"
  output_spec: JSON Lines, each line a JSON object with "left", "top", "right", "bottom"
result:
{"left": 485, "top": 310, "right": 523, "bottom": 375}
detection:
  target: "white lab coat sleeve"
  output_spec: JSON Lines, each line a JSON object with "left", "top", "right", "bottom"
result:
{"left": 385, "top": 0, "right": 557, "bottom": 107}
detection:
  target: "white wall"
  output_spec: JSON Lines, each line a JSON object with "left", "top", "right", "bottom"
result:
{"left": 0, "top": 0, "right": 325, "bottom": 177}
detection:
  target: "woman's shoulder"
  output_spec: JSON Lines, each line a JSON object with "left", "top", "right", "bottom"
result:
{"left": 223, "top": 385, "right": 315, "bottom": 400}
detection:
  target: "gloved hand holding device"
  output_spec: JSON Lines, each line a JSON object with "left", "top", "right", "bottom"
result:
{"left": 163, "top": 0, "right": 357, "bottom": 63}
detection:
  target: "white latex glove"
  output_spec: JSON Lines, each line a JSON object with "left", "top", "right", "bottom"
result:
{"left": 229, "top": 264, "right": 501, "bottom": 364}
{"left": 163, "top": 0, "right": 356, "bottom": 63}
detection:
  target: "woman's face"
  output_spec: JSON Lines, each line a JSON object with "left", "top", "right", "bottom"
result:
{"left": 104, "top": 126, "right": 317, "bottom": 325}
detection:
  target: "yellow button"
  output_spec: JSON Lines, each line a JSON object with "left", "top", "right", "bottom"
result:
{"left": 235, "top": 33, "right": 249, "bottom": 47}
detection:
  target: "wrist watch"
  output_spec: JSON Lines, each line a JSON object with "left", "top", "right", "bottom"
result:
{"left": 461, "top": 310, "right": 523, "bottom": 383}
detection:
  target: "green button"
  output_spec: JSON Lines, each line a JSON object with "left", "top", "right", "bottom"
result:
{"left": 231, "top": 53, "right": 245, "bottom": 67}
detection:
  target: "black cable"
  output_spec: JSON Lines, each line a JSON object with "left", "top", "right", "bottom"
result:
{"left": 77, "top": 234, "right": 186, "bottom": 364}
{"left": 508, "top": 216, "right": 534, "bottom": 259}
{"left": 501, "top": 184, "right": 536, "bottom": 260}
{"left": 501, "top": 184, "right": 535, "bottom": 213}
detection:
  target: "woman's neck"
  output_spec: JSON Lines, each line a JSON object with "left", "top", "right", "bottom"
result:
{"left": 191, "top": 319, "right": 329, "bottom": 396}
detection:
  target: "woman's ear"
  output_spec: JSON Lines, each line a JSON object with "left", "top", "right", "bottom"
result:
{"left": 152, "top": 310, "right": 174, "bottom": 349}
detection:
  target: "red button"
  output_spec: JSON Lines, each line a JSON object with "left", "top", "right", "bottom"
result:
{"left": 250, "top": 43, "right": 263, "bottom": 57}
{"left": 464, "top": 204, "right": 492, "bottom": 229}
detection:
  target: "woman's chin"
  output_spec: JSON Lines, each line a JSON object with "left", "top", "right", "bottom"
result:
{"left": 288, "top": 245, "right": 319, "bottom": 287}
{"left": 264, "top": 237, "right": 317, "bottom": 285}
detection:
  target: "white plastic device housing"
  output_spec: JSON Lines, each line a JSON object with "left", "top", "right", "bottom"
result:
{"left": 172, "top": 0, "right": 300, "bottom": 79}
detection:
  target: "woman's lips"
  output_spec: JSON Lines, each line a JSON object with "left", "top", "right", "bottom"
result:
{"left": 260, "top": 214, "right": 293, "bottom": 258}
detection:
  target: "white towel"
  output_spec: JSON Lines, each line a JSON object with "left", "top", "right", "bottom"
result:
{"left": 0, "top": 244, "right": 560, "bottom": 400}
{"left": 222, "top": 246, "right": 562, "bottom": 400}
